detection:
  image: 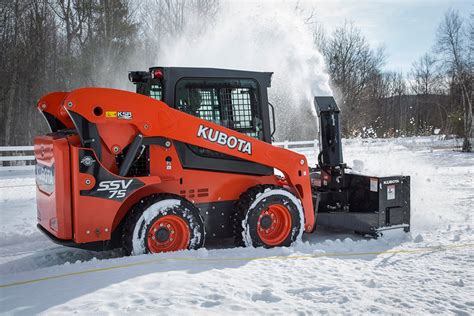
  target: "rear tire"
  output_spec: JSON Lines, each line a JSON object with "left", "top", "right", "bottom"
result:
{"left": 122, "top": 194, "right": 205, "bottom": 255}
{"left": 233, "top": 185, "right": 304, "bottom": 248}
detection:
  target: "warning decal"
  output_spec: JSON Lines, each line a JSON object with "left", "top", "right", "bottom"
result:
{"left": 387, "top": 185, "right": 396, "bottom": 200}
{"left": 370, "top": 178, "right": 378, "bottom": 192}
{"left": 106, "top": 111, "right": 117, "bottom": 118}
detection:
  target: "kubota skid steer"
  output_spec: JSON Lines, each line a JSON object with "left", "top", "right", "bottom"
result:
{"left": 34, "top": 67, "right": 410, "bottom": 254}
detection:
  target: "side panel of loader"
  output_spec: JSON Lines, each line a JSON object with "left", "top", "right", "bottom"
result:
{"left": 59, "top": 87, "right": 315, "bottom": 232}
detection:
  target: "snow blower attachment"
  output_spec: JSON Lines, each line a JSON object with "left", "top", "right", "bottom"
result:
{"left": 311, "top": 97, "right": 410, "bottom": 236}
{"left": 34, "top": 67, "right": 410, "bottom": 254}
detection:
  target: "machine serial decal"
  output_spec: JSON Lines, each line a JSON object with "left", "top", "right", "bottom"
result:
{"left": 97, "top": 180, "right": 134, "bottom": 199}
{"left": 197, "top": 124, "right": 252, "bottom": 155}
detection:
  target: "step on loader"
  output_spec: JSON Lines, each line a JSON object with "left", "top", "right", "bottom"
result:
{"left": 34, "top": 67, "right": 410, "bottom": 254}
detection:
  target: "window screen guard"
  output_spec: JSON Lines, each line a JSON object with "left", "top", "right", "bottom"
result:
{"left": 175, "top": 78, "right": 263, "bottom": 140}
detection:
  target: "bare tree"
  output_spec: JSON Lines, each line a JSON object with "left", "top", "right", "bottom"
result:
{"left": 410, "top": 53, "right": 443, "bottom": 95}
{"left": 436, "top": 9, "right": 472, "bottom": 152}
{"left": 318, "top": 21, "right": 386, "bottom": 135}
{"left": 409, "top": 53, "right": 449, "bottom": 134}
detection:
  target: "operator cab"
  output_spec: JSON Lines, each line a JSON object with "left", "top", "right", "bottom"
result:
{"left": 129, "top": 67, "right": 276, "bottom": 176}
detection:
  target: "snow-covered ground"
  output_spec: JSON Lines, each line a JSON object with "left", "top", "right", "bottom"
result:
{"left": 0, "top": 138, "right": 473, "bottom": 315}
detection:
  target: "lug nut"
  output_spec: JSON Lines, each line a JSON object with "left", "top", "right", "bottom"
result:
{"left": 165, "top": 140, "right": 171, "bottom": 147}
{"left": 86, "top": 230, "right": 90, "bottom": 234}
{"left": 41, "top": 103, "right": 47, "bottom": 109}
{"left": 85, "top": 179, "right": 91, "bottom": 185}
{"left": 67, "top": 101, "right": 73, "bottom": 108}
{"left": 300, "top": 159, "right": 305, "bottom": 165}
{"left": 112, "top": 146, "right": 120, "bottom": 153}
{"left": 144, "top": 124, "right": 149, "bottom": 129}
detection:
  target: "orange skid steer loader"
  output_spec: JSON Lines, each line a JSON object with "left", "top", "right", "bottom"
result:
{"left": 34, "top": 67, "right": 410, "bottom": 255}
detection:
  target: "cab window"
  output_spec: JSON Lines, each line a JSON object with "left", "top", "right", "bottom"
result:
{"left": 175, "top": 78, "right": 263, "bottom": 140}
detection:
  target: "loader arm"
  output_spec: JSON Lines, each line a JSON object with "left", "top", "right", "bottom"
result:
{"left": 37, "top": 92, "right": 74, "bottom": 132}
{"left": 57, "top": 87, "right": 315, "bottom": 232}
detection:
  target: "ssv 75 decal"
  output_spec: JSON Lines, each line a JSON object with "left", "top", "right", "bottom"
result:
{"left": 97, "top": 180, "right": 133, "bottom": 199}
{"left": 197, "top": 124, "right": 252, "bottom": 155}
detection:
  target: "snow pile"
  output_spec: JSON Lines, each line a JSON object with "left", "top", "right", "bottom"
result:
{"left": 0, "top": 140, "right": 473, "bottom": 314}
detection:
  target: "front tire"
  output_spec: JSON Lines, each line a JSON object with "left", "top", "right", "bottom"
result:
{"left": 233, "top": 185, "right": 304, "bottom": 248}
{"left": 122, "top": 194, "right": 205, "bottom": 255}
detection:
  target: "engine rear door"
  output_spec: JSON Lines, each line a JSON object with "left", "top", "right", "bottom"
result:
{"left": 35, "top": 134, "right": 73, "bottom": 239}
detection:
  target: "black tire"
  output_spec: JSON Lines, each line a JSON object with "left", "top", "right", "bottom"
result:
{"left": 233, "top": 185, "right": 304, "bottom": 248}
{"left": 121, "top": 194, "right": 205, "bottom": 255}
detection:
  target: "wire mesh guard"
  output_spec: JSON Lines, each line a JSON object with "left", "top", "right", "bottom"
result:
{"left": 177, "top": 82, "right": 262, "bottom": 140}
{"left": 150, "top": 84, "right": 162, "bottom": 100}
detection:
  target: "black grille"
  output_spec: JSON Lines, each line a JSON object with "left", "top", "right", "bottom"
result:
{"left": 116, "top": 145, "right": 150, "bottom": 177}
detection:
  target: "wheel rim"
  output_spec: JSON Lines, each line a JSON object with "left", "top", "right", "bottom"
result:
{"left": 257, "top": 204, "right": 292, "bottom": 246}
{"left": 147, "top": 215, "right": 190, "bottom": 253}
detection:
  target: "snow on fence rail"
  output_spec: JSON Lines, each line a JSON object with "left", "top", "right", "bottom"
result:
{"left": 0, "top": 146, "right": 35, "bottom": 171}
{"left": 0, "top": 135, "right": 461, "bottom": 172}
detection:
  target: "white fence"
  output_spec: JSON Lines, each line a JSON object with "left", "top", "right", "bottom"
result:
{"left": 0, "top": 146, "right": 35, "bottom": 171}
{"left": 0, "top": 135, "right": 462, "bottom": 172}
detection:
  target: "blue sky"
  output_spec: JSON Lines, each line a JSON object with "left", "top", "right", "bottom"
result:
{"left": 312, "top": 0, "right": 473, "bottom": 73}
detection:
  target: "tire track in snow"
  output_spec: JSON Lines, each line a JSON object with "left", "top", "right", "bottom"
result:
{"left": 1, "top": 242, "right": 473, "bottom": 289}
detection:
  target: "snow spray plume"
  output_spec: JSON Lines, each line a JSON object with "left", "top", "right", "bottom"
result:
{"left": 158, "top": 1, "right": 332, "bottom": 141}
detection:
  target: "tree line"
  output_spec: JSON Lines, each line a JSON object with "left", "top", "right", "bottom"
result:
{"left": 314, "top": 10, "right": 472, "bottom": 151}
{"left": 0, "top": 0, "right": 217, "bottom": 146}
{"left": 0, "top": 1, "right": 472, "bottom": 151}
